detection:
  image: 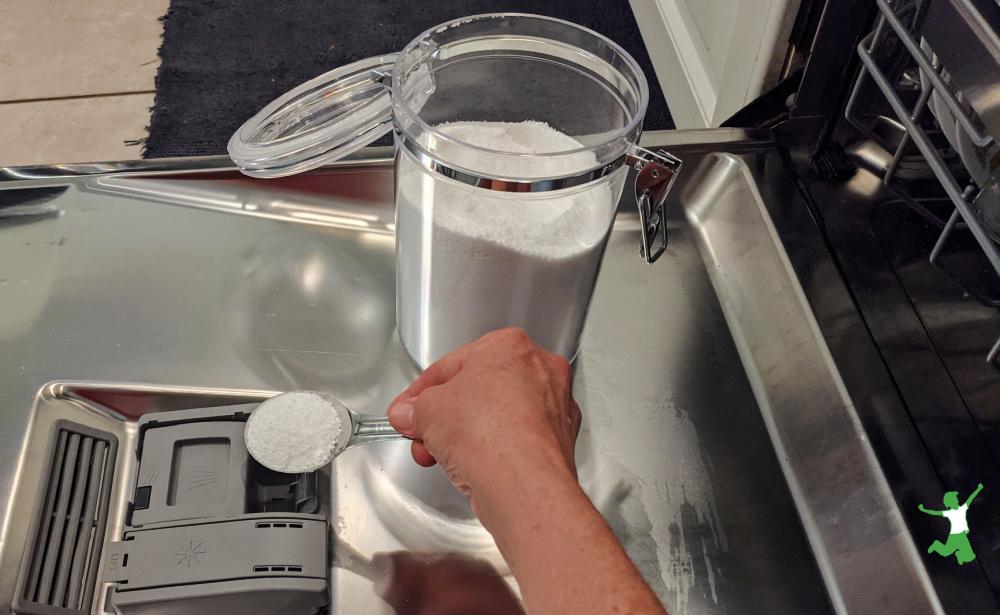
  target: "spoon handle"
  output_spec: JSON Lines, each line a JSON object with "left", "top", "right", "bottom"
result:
{"left": 350, "top": 413, "right": 405, "bottom": 446}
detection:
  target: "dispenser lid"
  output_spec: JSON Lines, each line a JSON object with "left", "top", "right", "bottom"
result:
{"left": 227, "top": 54, "right": 398, "bottom": 178}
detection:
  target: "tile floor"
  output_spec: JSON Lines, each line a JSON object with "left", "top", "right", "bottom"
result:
{"left": 0, "top": 0, "right": 168, "bottom": 166}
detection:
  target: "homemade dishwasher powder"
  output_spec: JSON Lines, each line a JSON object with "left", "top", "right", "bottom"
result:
{"left": 244, "top": 391, "right": 345, "bottom": 473}
{"left": 396, "top": 121, "right": 623, "bottom": 366}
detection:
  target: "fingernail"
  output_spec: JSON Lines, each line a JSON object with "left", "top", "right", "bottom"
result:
{"left": 388, "top": 400, "right": 415, "bottom": 431}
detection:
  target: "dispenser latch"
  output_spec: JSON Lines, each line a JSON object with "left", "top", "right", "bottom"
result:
{"left": 627, "top": 147, "right": 682, "bottom": 263}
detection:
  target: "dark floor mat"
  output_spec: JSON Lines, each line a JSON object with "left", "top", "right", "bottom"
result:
{"left": 144, "top": 0, "right": 673, "bottom": 159}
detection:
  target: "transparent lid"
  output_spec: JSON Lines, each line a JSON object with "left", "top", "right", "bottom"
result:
{"left": 227, "top": 54, "right": 398, "bottom": 178}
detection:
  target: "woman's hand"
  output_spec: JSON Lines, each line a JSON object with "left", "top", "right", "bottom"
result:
{"left": 386, "top": 327, "right": 581, "bottom": 523}
{"left": 373, "top": 551, "right": 524, "bottom": 615}
{"left": 386, "top": 328, "right": 667, "bottom": 615}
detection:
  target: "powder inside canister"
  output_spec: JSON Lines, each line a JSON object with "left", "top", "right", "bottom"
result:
{"left": 395, "top": 120, "right": 619, "bottom": 365}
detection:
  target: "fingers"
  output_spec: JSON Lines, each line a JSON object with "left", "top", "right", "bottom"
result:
{"left": 387, "top": 399, "right": 418, "bottom": 437}
{"left": 411, "top": 441, "right": 437, "bottom": 467}
{"left": 399, "top": 341, "right": 476, "bottom": 400}
{"left": 385, "top": 340, "right": 478, "bottom": 439}
{"left": 388, "top": 387, "right": 442, "bottom": 439}
{"left": 388, "top": 327, "right": 540, "bottom": 418}
{"left": 546, "top": 352, "right": 574, "bottom": 392}
{"left": 387, "top": 356, "right": 457, "bottom": 468}
{"left": 569, "top": 399, "right": 582, "bottom": 437}
{"left": 386, "top": 327, "right": 581, "bottom": 482}
{"left": 389, "top": 327, "right": 530, "bottom": 407}
{"left": 405, "top": 389, "right": 443, "bottom": 466}
{"left": 387, "top": 400, "right": 437, "bottom": 466}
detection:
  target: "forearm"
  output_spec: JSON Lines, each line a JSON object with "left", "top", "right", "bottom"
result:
{"left": 475, "top": 460, "right": 666, "bottom": 615}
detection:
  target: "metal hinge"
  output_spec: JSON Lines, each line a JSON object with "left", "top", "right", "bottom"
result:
{"left": 627, "top": 147, "right": 683, "bottom": 263}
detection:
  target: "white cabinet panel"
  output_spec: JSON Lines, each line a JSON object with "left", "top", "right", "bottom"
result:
{"left": 630, "top": 0, "right": 799, "bottom": 128}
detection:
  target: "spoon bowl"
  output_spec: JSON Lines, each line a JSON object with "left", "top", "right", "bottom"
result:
{"left": 245, "top": 390, "right": 403, "bottom": 473}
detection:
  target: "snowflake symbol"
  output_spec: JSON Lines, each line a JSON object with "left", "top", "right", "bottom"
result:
{"left": 173, "top": 540, "right": 206, "bottom": 567}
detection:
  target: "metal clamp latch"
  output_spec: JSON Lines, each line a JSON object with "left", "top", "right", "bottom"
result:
{"left": 628, "top": 147, "right": 682, "bottom": 263}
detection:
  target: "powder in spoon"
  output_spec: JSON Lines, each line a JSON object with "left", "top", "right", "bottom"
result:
{"left": 244, "top": 391, "right": 345, "bottom": 473}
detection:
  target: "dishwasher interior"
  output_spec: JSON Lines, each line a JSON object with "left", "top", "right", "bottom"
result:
{"left": 763, "top": 0, "right": 1000, "bottom": 611}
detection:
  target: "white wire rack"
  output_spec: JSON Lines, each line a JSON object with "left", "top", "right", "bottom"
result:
{"left": 845, "top": 0, "right": 1000, "bottom": 366}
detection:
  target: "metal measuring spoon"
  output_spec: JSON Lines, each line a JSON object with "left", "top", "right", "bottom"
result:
{"left": 245, "top": 390, "right": 404, "bottom": 473}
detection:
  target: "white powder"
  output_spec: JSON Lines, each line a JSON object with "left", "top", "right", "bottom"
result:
{"left": 244, "top": 391, "right": 346, "bottom": 473}
{"left": 396, "top": 121, "right": 625, "bottom": 366}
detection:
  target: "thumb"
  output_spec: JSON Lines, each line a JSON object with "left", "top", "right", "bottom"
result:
{"left": 387, "top": 399, "right": 419, "bottom": 437}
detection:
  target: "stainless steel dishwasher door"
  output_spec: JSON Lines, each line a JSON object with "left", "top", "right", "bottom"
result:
{"left": 0, "top": 133, "right": 932, "bottom": 615}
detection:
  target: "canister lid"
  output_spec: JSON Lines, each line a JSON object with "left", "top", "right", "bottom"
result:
{"left": 227, "top": 54, "right": 397, "bottom": 178}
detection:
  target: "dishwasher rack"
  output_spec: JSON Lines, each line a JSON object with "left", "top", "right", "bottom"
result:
{"left": 845, "top": 0, "right": 1000, "bottom": 365}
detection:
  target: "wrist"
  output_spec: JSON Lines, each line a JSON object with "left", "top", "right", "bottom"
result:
{"left": 468, "top": 449, "right": 577, "bottom": 512}
{"left": 469, "top": 454, "right": 589, "bottom": 548}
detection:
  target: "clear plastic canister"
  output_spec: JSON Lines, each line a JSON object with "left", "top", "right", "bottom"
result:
{"left": 390, "top": 14, "right": 650, "bottom": 367}
{"left": 228, "top": 14, "right": 678, "bottom": 368}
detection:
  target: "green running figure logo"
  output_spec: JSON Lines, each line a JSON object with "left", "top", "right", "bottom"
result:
{"left": 918, "top": 483, "right": 984, "bottom": 565}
